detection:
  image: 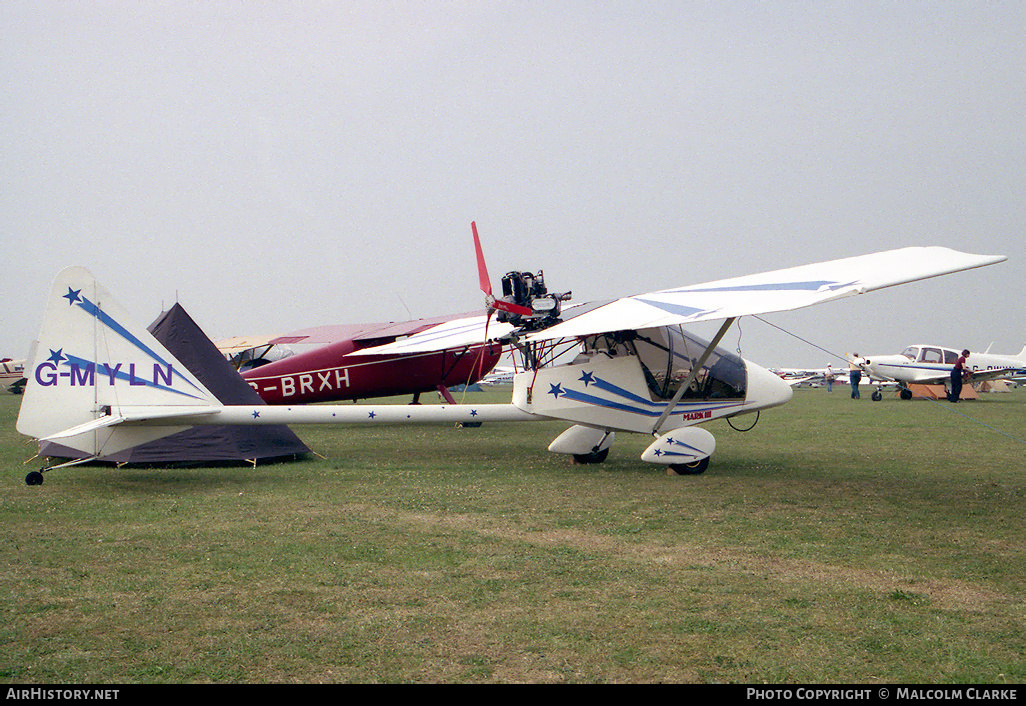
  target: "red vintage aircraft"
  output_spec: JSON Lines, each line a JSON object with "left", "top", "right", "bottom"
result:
{"left": 223, "top": 314, "right": 504, "bottom": 405}
{"left": 218, "top": 223, "right": 558, "bottom": 406}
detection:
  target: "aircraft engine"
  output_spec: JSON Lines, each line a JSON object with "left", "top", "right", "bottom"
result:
{"left": 496, "top": 270, "right": 571, "bottom": 330}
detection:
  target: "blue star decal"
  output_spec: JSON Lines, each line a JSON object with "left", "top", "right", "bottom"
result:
{"left": 47, "top": 348, "right": 66, "bottom": 365}
{"left": 578, "top": 371, "right": 595, "bottom": 387}
{"left": 63, "top": 287, "right": 82, "bottom": 306}
{"left": 470, "top": 409, "right": 478, "bottom": 417}
{"left": 368, "top": 411, "right": 376, "bottom": 419}
{"left": 548, "top": 383, "right": 564, "bottom": 399}
{"left": 252, "top": 411, "right": 261, "bottom": 419}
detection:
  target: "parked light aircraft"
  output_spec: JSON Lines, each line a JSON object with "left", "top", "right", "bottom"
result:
{"left": 771, "top": 366, "right": 895, "bottom": 391}
{"left": 15, "top": 233, "right": 1005, "bottom": 485}
{"left": 861, "top": 344, "right": 1026, "bottom": 400}
{"left": 770, "top": 367, "right": 843, "bottom": 387}
{"left": 478, "top": 366, "right": 516, "bottom": 386}
{"left": 1, "top": 358, "right": 25, "bottom": 394}
{"left": 210, "top": 223, "right": 565, "bottom": 406}
{"left": 215, "top": 313, "right": 507, "bottom": 406}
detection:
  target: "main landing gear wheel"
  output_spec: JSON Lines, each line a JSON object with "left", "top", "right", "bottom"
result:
{"left": 572, "top": 448, "right": 610, "bottom": 465}
{"left": 668, "top": 457, "right": 710, "bottom": 475}
{"left": 871, "top": 389, "right": 882, "bottom": 402}
{"left": 25, "top": 470, "right": 45, "bottom": 486}
{"left": 900, "top": 387, "right": 913, "bottom": 400}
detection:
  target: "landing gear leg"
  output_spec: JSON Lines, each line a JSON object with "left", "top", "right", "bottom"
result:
{"left": 24, "top": 455, "right": 100, "bottom": 486}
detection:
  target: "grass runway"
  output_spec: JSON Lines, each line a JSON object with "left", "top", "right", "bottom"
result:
{"left": 1, "top": 386, "right": 1024, "bottom": 683}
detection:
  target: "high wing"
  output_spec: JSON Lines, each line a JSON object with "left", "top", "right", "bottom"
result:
{"left": 524, "top": 247, "right": 1004, "bottom": 342}
{"left": 352, "top": 247, "right": 1005, "bottom": 355}
{"left": 215, "top": 334, "right": 283, "bottom": 356}
{"left": 218, "top": 311, "right": 505, "bottom": 355}
{"left": 333, "top": 314, "right": 516, "bottom": 356}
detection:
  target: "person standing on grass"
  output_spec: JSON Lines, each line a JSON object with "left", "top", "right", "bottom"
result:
{"left": 848, "top": 353, "right": 866, "bottom": 399}
{"left": 948, "top": 349, "right": 971, "bottom": 402}
{"left": 825, "top": 364, "right": 835, "bottom": 392}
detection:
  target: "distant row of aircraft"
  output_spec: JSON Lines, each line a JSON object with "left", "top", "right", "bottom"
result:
{"left": 11, "top": 222, "right": 1010, "bottom": 484}
{"left": 773, "top": 344, "right": 1026, "bottom": 400}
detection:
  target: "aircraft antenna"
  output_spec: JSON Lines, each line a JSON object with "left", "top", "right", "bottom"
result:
{"left": 395, "top": 293, "right": 413, "bottom": 320}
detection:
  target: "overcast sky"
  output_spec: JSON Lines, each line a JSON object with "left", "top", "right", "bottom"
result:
{"left": 3, "top": 1, "right": 1023, "bottom": 369}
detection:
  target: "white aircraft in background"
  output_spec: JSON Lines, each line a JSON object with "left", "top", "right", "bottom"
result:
{"left": 1, "top": 358, "right": 26, "bottom": 394}
{"left": 862, "top": 344, "right": 1026, "bottom": 399}
{"left": 478, "top": 366, "right": 516, "bottom": 385}
{"left": 770, "top": 366, "right": 845, "bottom": 387}
{"left": 15, "top": 236, "right": 1005, "bottom": 485}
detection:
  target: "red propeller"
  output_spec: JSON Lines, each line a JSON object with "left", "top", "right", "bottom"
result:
{"left": 472, "top": 221, "right": 534, "bottom": 318}
{"left": 468, "top": 221, "right": 532, "bottom": 384}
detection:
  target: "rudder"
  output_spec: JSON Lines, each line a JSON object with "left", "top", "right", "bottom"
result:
{"left": 17, "top": 267, "right": 221, "bottom": 458}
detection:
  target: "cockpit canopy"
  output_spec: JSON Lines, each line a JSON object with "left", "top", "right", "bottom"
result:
{"left": 900, "top": 346, "right": 958, "bottom": 364}
{"left": 585, "top": 326, "right": 747, "bottom": 402}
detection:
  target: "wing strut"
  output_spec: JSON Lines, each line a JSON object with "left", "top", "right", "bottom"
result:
{"left": 651, "top": 317, "right": 737, "bottom": 435}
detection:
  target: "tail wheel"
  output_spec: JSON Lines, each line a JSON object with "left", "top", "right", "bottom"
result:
{"left": 668, "top": 457, "right": 710, "bottom": 475}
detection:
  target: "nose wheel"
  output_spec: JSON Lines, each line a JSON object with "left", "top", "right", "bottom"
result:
{"left": 572, "top": 447, "right": 610, "bottom": 465}
{"left": 668, "top": 457, "right": 710, "bottom": 475}
{"left": 25, "top": 470, "right": 46, "bottom": 486}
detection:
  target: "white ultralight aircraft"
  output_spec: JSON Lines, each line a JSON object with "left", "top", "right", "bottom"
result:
{"left": 861, "top": 344, "right": 1026, "bottom": 400}
{"left": 16, "top": 244, "right": 1005, "bottom": 485}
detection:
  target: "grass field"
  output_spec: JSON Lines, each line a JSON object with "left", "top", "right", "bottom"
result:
{"left": 1, "top": 386, "right": 1024, "bottom": 683}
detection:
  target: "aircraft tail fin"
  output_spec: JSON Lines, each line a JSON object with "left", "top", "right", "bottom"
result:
{"left": 16, "top": 267, "right": 222, "bottom": 459}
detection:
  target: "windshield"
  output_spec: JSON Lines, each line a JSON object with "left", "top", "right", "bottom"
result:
{"left": 629, "top": 327, "right": 747, "bottom": 401}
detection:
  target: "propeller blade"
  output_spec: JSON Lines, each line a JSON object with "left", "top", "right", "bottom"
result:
{"left": 471, "top": 221, "right": 534, "bottom": 317}
{"left": 471, "top": 221, "right": 492, "bottom": 297}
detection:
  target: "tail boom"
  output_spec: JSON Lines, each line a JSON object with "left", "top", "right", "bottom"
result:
{"left": 126, "top": 403, "right": 536, "bottom": 427}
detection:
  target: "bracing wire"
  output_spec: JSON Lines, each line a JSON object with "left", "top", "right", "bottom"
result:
{"left": 752, "top": 315, "right": 848, "bottom": 363}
